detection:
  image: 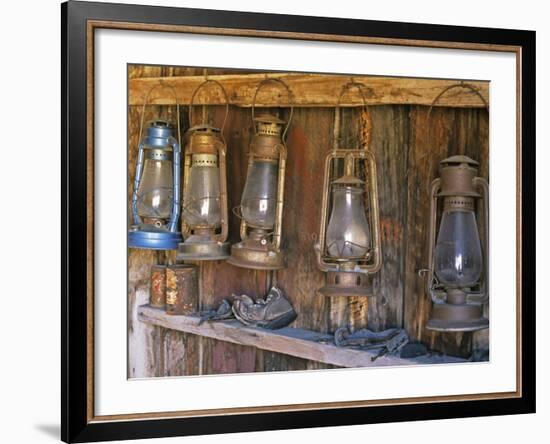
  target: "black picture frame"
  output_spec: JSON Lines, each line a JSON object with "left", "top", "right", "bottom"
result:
{"left": 62, "top": 1, "right": 536, "bottom": 442}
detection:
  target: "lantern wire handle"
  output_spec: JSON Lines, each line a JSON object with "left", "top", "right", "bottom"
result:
{"left": 406, "top": 82, "right": 488, "bottom": 178}
{"left": 189, "top": 78, "right": 230, "bottom": 143}
{"left": 202, "top": 69, "right": 208, "bottom": 124}
{"left": 251, "top": 77, "right": 294, "bottom": 140}
{"left": 409, "top": 82, "right": 488, "bottom": 172}
{"left": 334, "top": 79, "right": 372, "bottom": 151}
{"left": 427, "top": 82, "right": 488, "bottom": 120}
{"left": 138, "top": 82, "right": 181, "bottom": 148}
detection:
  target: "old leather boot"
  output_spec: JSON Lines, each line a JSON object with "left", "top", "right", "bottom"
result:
{"left": 232, "top": 286, "right": 297, "bottom": 329}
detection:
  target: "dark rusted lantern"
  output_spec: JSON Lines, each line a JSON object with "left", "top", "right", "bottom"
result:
{"left": 424, "top": 155, "right": 489, "bottom": 332}
{"left": 177, "top": 80, "right": 230, "bottom": 261}
{"left": 315, "top": 81, "right": 382, "bottom": 297}
{"left": 228, "top": 78, "right": 293, "bottom": 270}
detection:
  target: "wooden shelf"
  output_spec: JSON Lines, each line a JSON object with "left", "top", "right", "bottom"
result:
{"left": 129, "top": 72, "right": 489, "bottom": 108}
{"left": 138, "top": 305, "right": 467, "bottom": 368}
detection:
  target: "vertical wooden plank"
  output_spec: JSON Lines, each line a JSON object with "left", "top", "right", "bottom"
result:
{"left": 199, "top": 262, "right": 260, "bottom": 375}
{"left": 128, "top": 261, "right": 164, "bottom": 378}
{"left": 128, "top": 65, "right": 197, "bottom": 377}
{"left": 368, "top": 105, "right": 409, "bottom": 330}
{"left": 263, "top": 354, "right": 309, "bottom": 372}
{"left": 208, "top": 341, "right": 257, "bottom": 374}
{"left": 127, "top": 65, "right": 166, "bottom": 378}
{"left": 270, "top": 107, "right": 333, "bottom": 370}
{"left": 404, "top": 106, "right": 458, "bottom": 353}
{"left": 463, "top": 109, "right": 490, "bottom": 354}
{"left": 198, "top": 105, "right": 260, "bottom": 375}
{"left": 156, "top": 66, "right": 198, "bottom": 377}
{"left": 170, "top": 71, "right": 234, "bottom": 376}
{"left": 162, "top": 331, "right": 185, "bottom": 376}
{"left": 404, "top": 106, "right": 489, "bottom": 358}
{"left": 327, "top": 105, "right": 409, "bottom": 333}
{"left": 175, "top": 70, "right": 253, "bottom": 375}
{"left": 277, "top": 107, "right": 332, "bottom": 332}
{"left": 327, "top": 107, "right": 363, "bottom": 333}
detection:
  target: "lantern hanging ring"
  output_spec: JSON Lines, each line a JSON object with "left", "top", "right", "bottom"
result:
{"left": 334, "top": 79, "right": 373, "bottom": 151}
{"left": 427, "top": 82, "right": 488, "bottom": 121}
{"left": 138, "top": 82, "right": 181, "bottom": 148}
{"left": 408, "top": 82, "right": 488, "bottom": 179}
{"left": 336, "top": 78, "right": 371, "bottom": 110}
{"left": 251, "top": 77, "right": 294, "bottom": 140}
{"left": 188, "top": 78, "right": 230, "bottom": 143}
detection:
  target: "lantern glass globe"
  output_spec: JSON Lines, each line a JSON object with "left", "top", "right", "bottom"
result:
{"left": 434, "top": 210, "right": 483, "bottom": 288}
{"left": 183, "top": 160, "right": 221, "bottom": 227}
{"left": 326, "top": 185, "right": 370, "bottom": 259}
{"left": 241, "top": 160, "right": 279, "bottom": 230}
{"left": 136, "top": 158, "right": 173, "bottom": 220}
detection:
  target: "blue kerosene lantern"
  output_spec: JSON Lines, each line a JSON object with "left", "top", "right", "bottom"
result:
{"left": 129, "top": 119, "right": 182, "bottom": 250}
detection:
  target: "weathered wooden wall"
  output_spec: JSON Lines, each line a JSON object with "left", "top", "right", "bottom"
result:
{"left": 128, "top": 66, "right": 489, "bottom": 378}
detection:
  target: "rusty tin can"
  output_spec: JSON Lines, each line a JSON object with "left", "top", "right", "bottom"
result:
{"left": 149, "top": 265, "right": 167, "bottom": 308}
{"left": 165, "top": 264, "right": 199, "bottom": 315}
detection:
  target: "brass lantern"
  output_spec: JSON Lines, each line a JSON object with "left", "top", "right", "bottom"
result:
{"left": 177, "top": 80, "right": 230, "bottom": 261}
{"left": 228, "top": 78, "right": 293, "bottom": 270}
{"left": 315, "top": 81, "right": 382, "bottom": 297}
{"left": 424, "top": 155, "right": 489, "bottom": 332}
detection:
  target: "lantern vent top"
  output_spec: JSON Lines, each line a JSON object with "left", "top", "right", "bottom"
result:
{"left": 255, "top": 113, "right": 286, "bottom": 137}
{"left": 254, "top": 113, "right": 286, "bottom": 124}
{"left": 440, "top": 155, "right": 479, "bottom": 167}
{"left": 188, "top": 124, "right": 221, "bottom": 134}
{"left": 144, "top": 119, "right": 176, "bottom": 145}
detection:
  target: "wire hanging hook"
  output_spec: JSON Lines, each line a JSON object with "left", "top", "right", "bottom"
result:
{"left": 336, "top": 78, "right": 372, "bottom": 108}
{"left": 138, "top": 81, "right": 181, "bottom": 148}
{"left": 188, "top": 78, "right": 230, "bottom": 142}
{"left": 334, "top": 79, "right": 372, "bottom": 151}
{"left": 427, "top": 82, "right": 488, "bottom": 121}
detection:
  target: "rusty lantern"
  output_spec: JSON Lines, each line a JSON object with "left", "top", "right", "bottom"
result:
{"left": 228, "top": 78, "right": 293, "bottom": 270}
{"left": 315, "top": 81, "right": 382, "bottom": 297}
{"left": 424, "top": 155, "right": 489, "bottom": 332}
{"left": 129, "top": 84, "right": 182, "bottom": 250}
{"left": 177, "top": 80, "right": 230, "bottom": 261}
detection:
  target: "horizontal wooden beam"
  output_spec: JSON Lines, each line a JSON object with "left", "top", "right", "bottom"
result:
{"left": 129, "top": 72, "right": 489, "bottom": 108}
{"left": 138, "top": 305, "right": 466, "bottom": 368}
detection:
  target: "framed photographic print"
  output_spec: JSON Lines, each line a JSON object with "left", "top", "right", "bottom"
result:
{"left": 62, "top": 0, "right": 535, "bottom": 442}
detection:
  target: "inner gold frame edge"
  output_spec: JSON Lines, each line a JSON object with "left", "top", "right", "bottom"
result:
{"left": 85, "top": 19, "right": 523, "bottom": 423}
